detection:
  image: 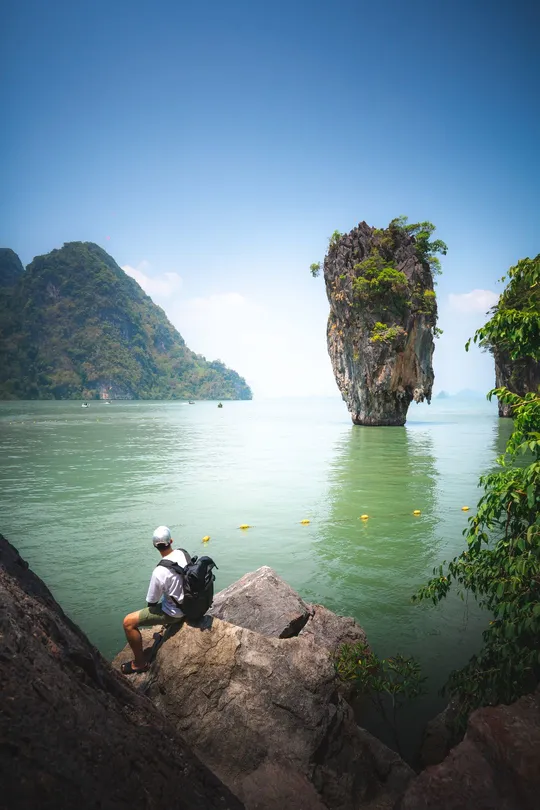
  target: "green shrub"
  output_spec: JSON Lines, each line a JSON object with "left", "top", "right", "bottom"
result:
{"left": 335, "top": 641, "right": 425, "bottom": 755}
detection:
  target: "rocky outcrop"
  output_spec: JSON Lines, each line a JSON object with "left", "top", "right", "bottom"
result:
{"left": 398, "top": 688, "right": 540, "bottom": 810}
{"left": 114, "top": 567, "right": 413, "bottom": 809}
{"left": 323, "top": 221, "right": 438, "bottom": 425}
{"left": 0, "top": 534, "right": 244, "bottom": 810}
{"left": 209, "top": 566, "right": 313, "bottom": 637}
{"left": 115, "top": 618, "right": 413, "bottom": 810}
{"left": 209, "top": 568, "right": 368, "bottom": 651}
{"left": 494, "top": 348, "right": 540, "bottom": 417}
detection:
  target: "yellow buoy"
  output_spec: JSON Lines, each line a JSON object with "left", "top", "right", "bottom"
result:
{"left": 462, "top": 506, "right": 470, "bottom": 511}
{"left": 300, "top": 519, "right": 310, "bottom": 525}
{"left": 202, "top": 535, "right": 210, "bottom": 543}
{"left": 239, "top": 524, "right": 251, "bottom": 530}
{"left": 413, "top": 510, "right": 421, "bottom": 516}
{"left": 360, "top": 514, "right": 369, "bottom": 520}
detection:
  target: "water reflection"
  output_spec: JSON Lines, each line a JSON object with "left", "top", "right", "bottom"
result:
{"left": 307, "top": 411, "right": 511, "bottom": 760}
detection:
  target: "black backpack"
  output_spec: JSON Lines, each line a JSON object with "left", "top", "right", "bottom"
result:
{"left": 158, "top": 549, "right": 217, "bottom": 620}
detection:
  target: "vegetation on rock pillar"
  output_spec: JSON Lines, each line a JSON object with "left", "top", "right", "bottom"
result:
{"left": 414, "top": 255, "right": 540, "bottom": 728}
{"left": 467, "top": 254, "right": 540, "bottom": 414}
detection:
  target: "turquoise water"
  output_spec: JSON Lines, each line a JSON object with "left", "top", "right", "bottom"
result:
{"left": 0, "top": 397, "right": 510, "bottom": 757}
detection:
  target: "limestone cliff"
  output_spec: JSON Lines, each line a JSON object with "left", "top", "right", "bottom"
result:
{"left": 322, "top": 219, "right": 442, "bottom": 425}
{"left": 494, "top": 350, "right": 540, "bottom": 417}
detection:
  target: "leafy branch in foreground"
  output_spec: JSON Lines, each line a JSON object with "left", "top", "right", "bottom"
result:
{"left": 413, "top": 257, "right": 540, "bottom": 728}
{"left": 334, "top": 641, "right": 425, "bottom": 755}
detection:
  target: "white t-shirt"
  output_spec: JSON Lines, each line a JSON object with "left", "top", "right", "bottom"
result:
{"left": 146, "top": 548, "right": 190, "bottom": 617}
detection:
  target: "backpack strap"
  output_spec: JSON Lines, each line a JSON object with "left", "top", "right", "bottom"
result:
{"left": 158, "top": 559, "right": 185, "bottom": 575}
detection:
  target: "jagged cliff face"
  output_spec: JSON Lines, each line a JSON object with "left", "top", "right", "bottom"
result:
{"left": 324, "top": 222, "right": 437, "bottom": 426}
{"left": 494, "top": 349, "right": 540, "bottom": 417}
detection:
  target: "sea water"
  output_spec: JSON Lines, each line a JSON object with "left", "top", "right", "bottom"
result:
{"left": 0, "top": 396, "right": 510, "bottom": 758}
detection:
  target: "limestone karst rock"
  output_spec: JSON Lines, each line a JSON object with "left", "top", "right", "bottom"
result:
{"left": 323, "top": 220, "right": 440, "bottom": 425}
{"left": 0, "top": 533, "right": 244, "bottom": 810}
{"left": 494, "top": 349, "right": 540, "bottom": 417}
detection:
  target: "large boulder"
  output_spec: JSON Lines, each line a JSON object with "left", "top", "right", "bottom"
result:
{"left": 209, "top": 566, "right": 313, "bottom": 638}
{"left": 398, "top": 689, "right": 540, "bottom": 810}
{"left": 114, "top": 615, "right": 413, "bottom": 810}
{"left": 210, "top": 567, "right": 368, "bottom": 656}
{"left": 0, "top": 534, "right": 244, "bottom": 810}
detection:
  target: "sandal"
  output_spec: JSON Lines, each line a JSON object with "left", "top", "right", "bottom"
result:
{"left": 120, "top": 660, "right": 149, "bottom": 675}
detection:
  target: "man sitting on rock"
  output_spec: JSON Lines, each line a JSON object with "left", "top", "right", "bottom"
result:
{"left": 121, "top": 526, "right": 188, "bottom": 675}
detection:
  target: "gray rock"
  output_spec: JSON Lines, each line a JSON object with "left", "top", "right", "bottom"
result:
{"left": 300, "top": 603, "right": 368, "bottom": 653}
{"left": 323, "top": 221, "right": 437, "bottom": 426}
{"left": 209, "top": 566, "right": 313, "bottom": 638}
{"left": 113, "top": 616, "right": 414, "bottom": 810}
{"left": 0, "top": 534, "right": 244, "bottom": 810}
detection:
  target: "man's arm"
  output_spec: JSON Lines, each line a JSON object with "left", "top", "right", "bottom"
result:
{"left": 146, "top": 571, "right": 164, "bottom": 607}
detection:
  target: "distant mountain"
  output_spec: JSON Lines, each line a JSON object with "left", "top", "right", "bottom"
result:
{"left": 435, "top": 390, "right": 450, "bottom": 399}
{"left": 0, "top": 242, "right": 252, "bottom": 401}
{"left": 453, "top": 388, "right": 486, "bottom": 400}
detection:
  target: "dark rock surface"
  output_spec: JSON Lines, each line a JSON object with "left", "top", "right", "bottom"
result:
{"left": 419, "top": 701, "right": 461, "bottom": 768}
{"left": 323, "top": 221, "right": 437, "bottom": 425}
{"left": 0, "top": 534, "right": 244, "bottom": 810}
{"left": 494, "top": 348, "right": 540, "bottom": 417}
{"left": 114, "top": 616, "right": 414, "bottom": 810}
{"left": 398, "top": 689, "right": 540, "bottom": 810}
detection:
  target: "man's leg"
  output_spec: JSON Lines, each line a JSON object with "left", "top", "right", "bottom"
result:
{"left": 122, "top": 611, "right": 147, "bottom": 670}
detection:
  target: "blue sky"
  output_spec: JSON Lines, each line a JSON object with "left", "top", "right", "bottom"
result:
{"left": 2, "top": 0, "right": 539, "bottom": 397}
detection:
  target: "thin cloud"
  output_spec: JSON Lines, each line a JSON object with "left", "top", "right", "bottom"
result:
{"left": 448, "top": 289, "right": 499, "bottom": 314}
{"left": 122, "top": 262, "right": 183, "bottom": 299}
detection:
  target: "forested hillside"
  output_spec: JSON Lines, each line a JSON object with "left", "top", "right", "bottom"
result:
{"left": 0, "top": 242, "right": 252, "bottom": 400}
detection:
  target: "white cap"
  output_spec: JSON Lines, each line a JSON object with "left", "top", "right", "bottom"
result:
{"left": 152, "top": 526, "right": 172, "bottom": 547}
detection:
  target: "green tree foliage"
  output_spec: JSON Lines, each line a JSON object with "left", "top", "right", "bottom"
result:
{"left": 389, "top": 216, "right": 448, "bottom": 275}
{"left": 328, "top": 230, "right": 343, "bottom": 250}
{"left": 0, "top": 242, "right": 252, "bottom": 401}
{"left": 413, "top": 256, "right": 540, "bottom": 727}
{"left": 335, "top": 641, "right": 425, "bottom": 755}
{"left": 309, "top": 217, "right": 444, "bottom": 342}
{"left": 0, "top": 248, "right": 24, "bottom": 288}
{"left": 466, "top": 255, "right": 540, "bottom": 361}
{"left": 369, "top": 322, "right": 406, "bottom": 344}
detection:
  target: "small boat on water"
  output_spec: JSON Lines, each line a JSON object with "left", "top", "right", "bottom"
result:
{"left": 188, "top": 401, "right": 195, "bottom": 404}
{"left": 104, "top": 400, "right": 111, "bottom": 405}
{"left": 218, "top": 402, "right": 223, "bottom": 408}
{"left": 81, "top": 402, "right": 89, "bottom": 408}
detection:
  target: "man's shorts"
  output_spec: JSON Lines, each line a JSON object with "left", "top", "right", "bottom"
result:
{"left": 137, "top": 604, "right": 184, "bottom": 627}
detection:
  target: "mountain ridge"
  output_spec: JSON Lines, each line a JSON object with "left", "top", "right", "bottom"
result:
{"left": 0, "top": 241, "right": 252, "bottom": 401}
